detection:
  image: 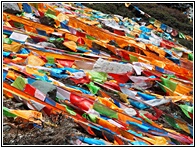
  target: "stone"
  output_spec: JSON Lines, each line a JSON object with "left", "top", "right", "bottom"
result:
{"left": 3, "top": 125, "right": 11, "bottom": 132}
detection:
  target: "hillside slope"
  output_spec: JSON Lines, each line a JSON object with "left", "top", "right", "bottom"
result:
{"left": 83, "top": 3, "right": 193, "bottom": 50}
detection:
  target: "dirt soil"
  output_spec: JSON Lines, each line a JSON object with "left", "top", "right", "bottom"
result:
{"left": 3, "top": 95, "right": 91, "bottom": 145}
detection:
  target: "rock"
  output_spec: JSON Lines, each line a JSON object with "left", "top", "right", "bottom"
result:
{"left": 3, "top": 3, "right": 21, "bottom": 14}
{"left": 15, "top": 103, "right": 24, "bottom": 108}
{"left": 31, "top": 81, "right": 57, "bottom": 100}
{"left": 3, "top": 125, "right": 11, "bottom": 132}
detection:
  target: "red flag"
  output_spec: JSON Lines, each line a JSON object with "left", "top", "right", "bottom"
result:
{"left": 39, "top": 56, "right": 47, "bottom": 63}
{"left": 160, "top": 39, "right": 175, "bottom": 49}
{"left": 8, "top": 20, "right": 15, "bottom": 27}
{"left": 30, "top": 35, "right": 47, "bottom": 42}
{"left": 70, "top": 76, "right": 90, "bottom": 84}
{"left": 24, "top": 84, "right": 36, "bottom": 96}
{"left": 108, "top": 73, "right": 130, "bottom": 83}
{"left": 114, "top": 30, "right": 125, "bottom": 36}
{"left": 153, "top": 107, "right": 163, "bottom": 118}
{"left": 87, "top": 126, "right": 96, "bottom": 136}
{"left": 179, "top": 134, "right": 193, "bottom": 144}
{"left": 114, "top": 136, "right": 124, "bottom": 145}
{"left": 56, "top": 59, "right": 74, "bottom": 67}
{"left": 104, "top": 81, "right": 121, "bottom": 91}
{"left": 188, "top": 112, "right": 193, "bottom": 119}
{"left": 77, "top": 37, "right": 85, "bottom": 45}
{"left": 120, "top": 50, "right": 130, "bottom": 61}
{"left": 160, "top": 41, "right": 167, "bottom": 49}
{"left": 42, "top": 106, "right": 52, "bottom": 116}
{"left": 76, "top": 31, "right": 86, "bottom": 38}
{"left": 38, "top": 10, "right": 45, "bottom": 17}
{"left": 70, "top": 93, "right": 93, "bottom": 111}
{"left": 144, "top": 113, "right": 158, "bottom": 120}
{"left": 171, "top": 29, "right": 178, "bottom": 37}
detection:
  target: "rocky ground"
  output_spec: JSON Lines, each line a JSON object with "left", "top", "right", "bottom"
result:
{"left": 3, "top": 95, "right": 92, "bottom": 145}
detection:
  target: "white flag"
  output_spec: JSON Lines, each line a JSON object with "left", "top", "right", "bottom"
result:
{"left": 9, "top": 32, "right": 28, "bottom": 43}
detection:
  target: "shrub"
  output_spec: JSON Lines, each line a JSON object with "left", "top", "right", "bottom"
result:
{"left": 83, "top": 3, "right": 193, "bottom": 50}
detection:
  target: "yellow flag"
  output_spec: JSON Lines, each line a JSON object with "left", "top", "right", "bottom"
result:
{"left": 63, "top": 41, "right": 77, "bottom": 52}
{"left": 17, "top": 3, "right": 23, "bottom": 10}
{"left": 27, "top": 55, "right": 45, "bottom": 66}
{"left": 3, "top": 42, "right": 23, "bottom": 52}
{"left": 152, "top": 136, "right": 168, "bottom": 145}
{"left": 11, "top": 110, "right": 42, "bottom": 124}
{"left": 185, "top": 35, "right": 193, "bottom": 41}
{"left": 118, "top": 92, "right": 129, "bottom": 104}
{"left": 25, "top": 66, "right": 45, "bottom": 76}
{"left": 175, "top": 83, "right": 193, "bottom": 95}
{"left": 154, "top": 20, "right": 161, "bottom": 28}
{"left": 176, "top": 120, "right": 190, "bottom": 134}
{"left": 125, "top": 3, "right": 131, "bottom": 7}
{"left": 57, "top": 13, "right": 69, "bottom": 22}
{"left": 98, "top": 97, "right": 123, "bottom": 112}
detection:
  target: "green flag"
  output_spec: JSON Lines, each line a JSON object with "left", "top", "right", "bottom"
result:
{"left": 86, "top": 35, "right": 96, "bottom": 40}
{"left": 56, "top": 38, "right": 64, "bottom": 42}
{"left": 161, "top": 77, "right": 177, "bottom": 92}
{"left": 93, "top": 101, "right": 118, "bottom": 119}
{"left": 11, "top": 76, "right": 27, "bottom": 90}
{"left": 38, "top": 70, "right": 47, "bottom": 74}
{"left": 178, "top": 32, "right": 186, "bottom": 39}
{"left": 165, "top": 115, "right": 180, "bottom": 129}
{"left": 122, "top": 59, "right": 129, "bottom": 62}
{"left": 78, "top": 10, "right": 84, "bottom": 14}
{"left": 129, "top": 54, "right": 138, "bottom": 63}
{"left": 97, "top": 24, "right": 102, "bottom": 28}
{"left": 46, "top": 56, "right": 55, "bottom": 64}
{"left": 140, "top": 112, "right": 152, "bottom": 124}
{"left": 188, "top": 53, "right": 193, "bottom": 61}
{"left": 149, "top": 17, "right": 156, "bottom": 24}
{"left": 45, "top": 13, "right": 57, "bottom": 20}
{"left": 157, "top": 81, "right": 166, "bottom": 92}
{"left": 156, "top": 32, "right": 163, "bottom": 37}
{"left": 82, "top": 113, "right": 97, "bottom": 123}
{"left": 128, "top": 25, "right": 134, "bottom": 31}
{"left": 46, "top": 8, "right": 56, "bottom": 16}
{"left": 179, "top": 104, "right": 193, "bottom": 119}
{"left": 13, "top": 22, "right": 24, "bottom": 29}
{"left": 3, "top": 107, "right": 17, "bottom": 117}
{"left": 45, "top": 9, "right": 57, "bottom": 19}
{"left": 62, "top": 104, "right": 76, "bottom": 116}
{"left": 89, "top": 16, "right": 95, "bottom": 20}
{"left": 48, "top": 37, "right": 56, "bottom": 42}
{"left": 86, "top": 82, "right": 100, "bottom": 94}
{"left": 3, "top": 38, "right": 12, "bottom": 44}
{"left": 88, "top": 71, "right": 107, "bottom": 84}
{"left": 126, "top": 33, "right": 134, "bottom": 38}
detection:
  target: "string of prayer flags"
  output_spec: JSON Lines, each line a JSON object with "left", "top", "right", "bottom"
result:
{"left": 2, "top": 3, "right": 193, "bottom": 145}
